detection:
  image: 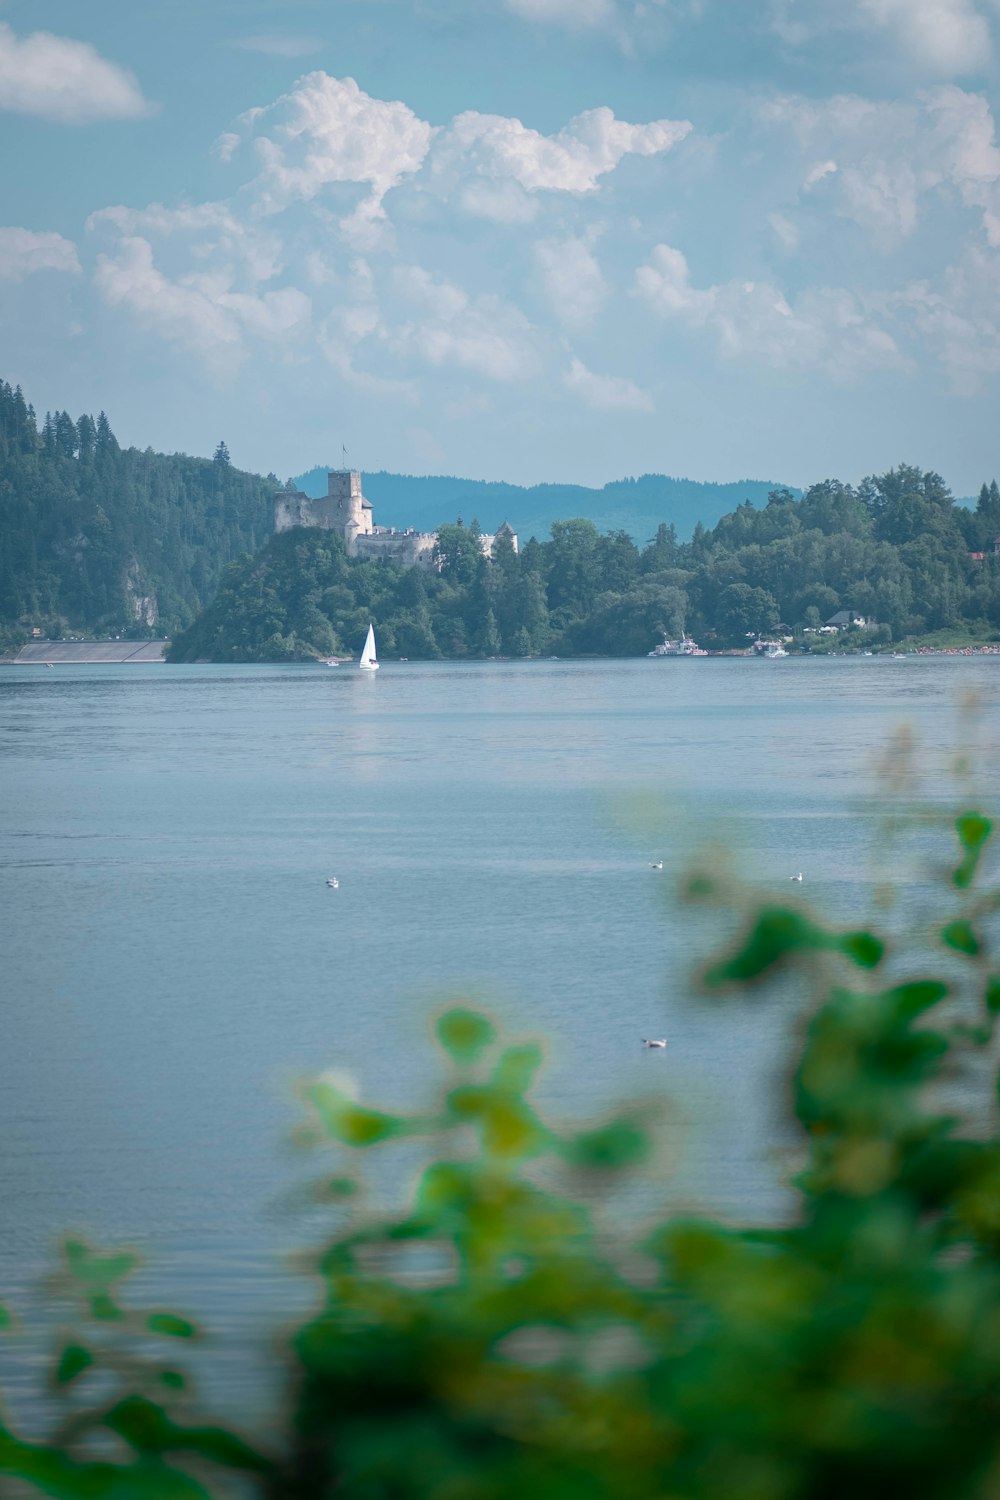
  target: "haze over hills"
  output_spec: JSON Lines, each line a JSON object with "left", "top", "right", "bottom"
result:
{"left": 292, "top": 468, "right": 798, "bottom": 544}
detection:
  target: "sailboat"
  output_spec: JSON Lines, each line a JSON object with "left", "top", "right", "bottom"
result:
{"left": 358, "top": 622, "right": 379, "bottom": 672}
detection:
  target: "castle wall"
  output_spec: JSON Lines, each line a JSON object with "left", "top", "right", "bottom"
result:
{"left": 274, "top": 471, "right": 516, "bottom": 567}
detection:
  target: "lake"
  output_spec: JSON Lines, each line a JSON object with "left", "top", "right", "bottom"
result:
{"left": 1, "top": 655, "right": 997, "bottom": 1425}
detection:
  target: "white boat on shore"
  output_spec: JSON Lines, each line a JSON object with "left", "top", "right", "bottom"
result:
{"left": 750, "top": 639, "right": 789, "bottom": 659}
{"left": 648, "top": 635, "right": 707, "bottom": 657}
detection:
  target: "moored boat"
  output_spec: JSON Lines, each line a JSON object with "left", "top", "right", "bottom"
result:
{"left": 648, "top": 635, "right": 707, "bottom": 657}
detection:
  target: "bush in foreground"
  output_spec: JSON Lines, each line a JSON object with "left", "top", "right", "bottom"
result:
{"left": 2, "top": 807, "right": 999, "bottom": 1499}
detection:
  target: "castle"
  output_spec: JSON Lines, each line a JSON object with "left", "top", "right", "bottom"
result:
{"left": 274, "top": 470, "right": 517, "bottom": 569}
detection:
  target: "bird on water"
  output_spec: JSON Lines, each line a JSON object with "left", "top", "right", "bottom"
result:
{"left": 642, "top": 1038, "right": 667, "bottom": 1049}
{"left": 650, "top": 861, "right": 663, "bottom": 871}
{"left": 326, "top": 877, "right": 339, "bottom": 889}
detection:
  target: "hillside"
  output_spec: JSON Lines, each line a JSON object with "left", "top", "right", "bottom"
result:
{"left": 0, "top": 381, "right": 275, "bottom": 645}
{"left": 292, "top": 467, "right": 794, "bottom": 544}
{"left": 169, "top": 468, "right": 1000, "bottom": 663}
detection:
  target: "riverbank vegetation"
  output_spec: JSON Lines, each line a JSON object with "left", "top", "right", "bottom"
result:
{"left": 2, "top": 795, "right": 999, "bottom": 1499}
{"left": 4, "top": 376, "right": 999, "bottom": 659}
{"left": 168, "top": 469, "right": 1000, "bottom": 661}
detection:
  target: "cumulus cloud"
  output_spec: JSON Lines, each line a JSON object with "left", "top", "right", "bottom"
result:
{"left": 0, "top": 22, "right": 151, "bottom": 123}
{"left": 221, "top": 73, "right": 689, "bottom": 241}
{"left": 390, "top": 264, "right": 541, "bottom": 381}
{"left": 93, "top": 236, "right": 309, "bottom": 375}
{"left": 0, "top": 227, "right": 81, "bottom": 280}
{"left": 858, "top": 0, "right": 991, "bottom": 75}
{"left": 770, "top": 0, "right": 994, "bottom": 76}
{"left": 635, "top": 242, "right": 904, "bottom": 375}
{"left": 893, "top": 245, "right": 1000, "bottom": 392}
{"left": 564, "top": 358, "right": 653, "bottom": 410}
{"left": 535, "top": 234, "right": 607, "bottom": 326}
{"left": 433, "top": 105, "right": 692, "bottom": 200}
{"left": 763, "top": 87, "right": 1000, "bottom": 248}
{"left": 238, "top": 73, "right": 434, "bottom": 241}
{"left": 88, "top": 200, "right": 283, "bottom": 284}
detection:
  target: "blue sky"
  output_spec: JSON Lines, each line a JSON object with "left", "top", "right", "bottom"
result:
{"left": 2, "top": 0, "right": 1000, "bottom": 493}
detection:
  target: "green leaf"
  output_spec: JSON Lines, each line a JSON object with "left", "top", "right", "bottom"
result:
{"left": 307, "top": 1082, "right": 404, "bottom": 1146}
{"left": 941, "top": 919, "right": 980, "bottom": 957}
{"left": 147, "top": 1313, "right": 196, "bottom": 1339}
{"left": 886, "top": 979, "right": 950, "bottom": 1019}
{"left": 953, "top": 810, "right": 993, "bottom": 888}
{"left": 104, "top": 1396, "right": 270, "bottom": 1473}
{"left": 562, "top": 1118, "right": 649, "bottom": 1170}
{"left": 702, "top": 908, "right": 883, "bottom": 988}
{"left": 435, "top": 1008, "right": 496, "bottom": 1062}
{"left": 55, "top": 1344, "right": 93, "bottom": 1386}
{"left": 986, "top": 975, "right": 1000, "bottom": 1014}
{"left": 838, "top": 930, "right": 885, "bottom": 969}
{"left": 0, "top": 1303, "right": 11, "bottom": 1332}
{"left": 89, "top": 1293, "right": 122, "bottom": 1321}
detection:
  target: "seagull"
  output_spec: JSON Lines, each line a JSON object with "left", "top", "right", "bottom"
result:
{"left": 326, "top": 877, "right": 339, "bottom": 889}
{"left": 650, "top": 861, "right": 663, "bottom": 871}
{"left": 642, "top": 1038, "right": 667, "bottom": 1049}
{"left": 790, "top": 872, "right": 803, "bottom": 882}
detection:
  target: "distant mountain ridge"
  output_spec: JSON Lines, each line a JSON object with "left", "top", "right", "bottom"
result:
{"left": 292, "top": 468, "right": 799, "bottom": 544}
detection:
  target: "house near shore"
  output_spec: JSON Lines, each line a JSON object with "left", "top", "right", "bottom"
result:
{"left": 825, "top": 610, "right": 873, "bottom": 630}
{"left": 274, "top": 469, "right": 518, "bottom": 569}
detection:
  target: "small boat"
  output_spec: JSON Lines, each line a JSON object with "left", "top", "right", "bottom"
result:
{"left": 358, "top": 623, "right": 379, "bottom": 672}
{"left": 326, "top": 877, "right": 339, "bottom": 889}
{"left": 648, "top": 636, "right": 707, "bottom": 657}
{"left": 642, "top": 1038, "right": 667, "bottom": 1049}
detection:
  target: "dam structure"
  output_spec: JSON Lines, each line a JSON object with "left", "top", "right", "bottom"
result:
{"left": 274, "top": 470, "right": 517, "bottom": 569}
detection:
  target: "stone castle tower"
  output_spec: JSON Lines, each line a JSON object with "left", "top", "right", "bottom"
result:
{"left": 274, "top": 469, "right": 517, "bottom": 570}
{"left": 274, "top": 470, "right": 374, "bottom": 556}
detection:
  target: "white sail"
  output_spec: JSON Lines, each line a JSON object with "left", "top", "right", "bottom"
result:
{"left": 358, "top": 622, "right": 379, "bottom": 671}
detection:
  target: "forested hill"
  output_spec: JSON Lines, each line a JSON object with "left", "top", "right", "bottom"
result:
{"left": 168, "top": 468, "right": 1000, "bottom": 663}
{"left": 293, "top": 467, "right": 792, "bottom": 543}
{"left": 0, "top": 381, "right": 275, "bottom": 645}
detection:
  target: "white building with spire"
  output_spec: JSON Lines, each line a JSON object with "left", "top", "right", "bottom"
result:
{"left": 274, "top": 470, "right": 517, "bottom": 568}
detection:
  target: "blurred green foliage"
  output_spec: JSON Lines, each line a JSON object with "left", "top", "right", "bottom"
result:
{"left": 3, "top": 804, "right": 1000, "bottom": 1498}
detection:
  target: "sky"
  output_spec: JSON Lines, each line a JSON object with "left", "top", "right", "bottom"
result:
{"left": 2, "top": 0, "right": 1000, "bottom": 493}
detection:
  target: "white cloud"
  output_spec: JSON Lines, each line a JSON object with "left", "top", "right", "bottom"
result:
{"left": 564, "top": 358, "right": 653, "bottom": 410}
{"left": 0, "top": 227, "right": 80, "bottom": 280}
{"left": 390, "top": 264, "right": 540, "bottom": 381}
{"left": 239, "top": 73, "right": 434, "bottom": 240}
{"left": 233, "top": 35, "right": 322, "bottom": 58}
{"left": 93, "top": 236, "right": 309, "bottom": 376}
{"left": 635, "top": 242, "right": 904, "bottom": 375}
{"left": 0, "top": 22, "right": 151, "bottom": 123}
{"left": 858, "top": 0, "right": 991, "bottom": 74}
{"left": 763, "top": 88, "right": 1000, "bottom": 248}
{"left": 88, "top": 201, "right": 284, "bottom": 285}
{"left": 503, "top": 0, "right": 615, "bottom": 27}
{"left": 434, "top": 105, "right": 692, "bottom": 198}
{"left": 214, "top": 132, "right": 241, "bottom": 164}
{"left": 769, "top": 0, "right": 994, "bottom": 76}
{"left": 803, "top": 159, "right": 838, "bottom": 189}
{"left": 536, "top": 234, "right": 607, "bottom": 326}
{"left": 893, "top": 245, "right": 1000, "bottom": 392}
{"left": 768, "top": 212, "right": 800, "bottom": 251}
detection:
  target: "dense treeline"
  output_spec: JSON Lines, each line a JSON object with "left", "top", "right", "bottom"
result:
{"left": 0, "top": 381, "right": 275, "bottom": 645}
{"left": 169, "top": 467, "right": 1000, "bottom": 662}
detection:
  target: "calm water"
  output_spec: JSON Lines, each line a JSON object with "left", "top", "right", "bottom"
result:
{"left": 1, "top": 656, "right": 998, "bottom": 1424}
